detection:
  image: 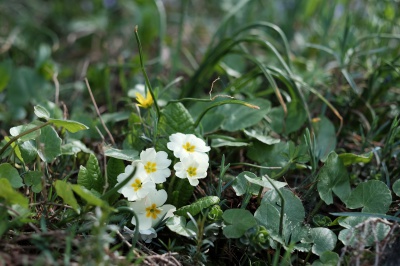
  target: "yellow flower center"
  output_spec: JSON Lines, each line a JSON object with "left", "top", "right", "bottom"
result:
{"left": 131, "top": 179, "right": 142, "bottom": 192}
{"left": 144, "top": 162, "right": 157, "bottom": 173}
{"left": 182, "top": 142, "right": 196, "bottom": 152}
{"left": 187, "top": 166, "right": 197, "bottom": 177}
{"left": 145, "top": 203, "right": 161, "bottom": 219}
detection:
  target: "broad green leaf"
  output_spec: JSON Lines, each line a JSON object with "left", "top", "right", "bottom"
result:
{"left": 103, "top": 147, "right": 139, "bottom": 161}
{"left": 254, "top": 202, "right": 281, "bottom": 237}
{"left": 338, "top": 152, "right": 373, "bottom": 166}
{"left": 222, "top": 209, "right": 257, "bottom": 238}
{"left": 338, "top": 216, "right": 390, "bottom": 246}
{"left": 0, "top": 163, "right": 23, "bottom": 188}
{"left": 166, "top": 216, "right": 196, "bottom": 237}
{"left": 106, "top": 157, "right": 126, "bottom": 203}
{"left": 220, "top": 98, "right": 270, "bottom": 132}
{"left": 232, "top": 171, "right": 261, "bottom": 196}
{"left": 346, "top": 180, "right": 392, "bottom": 213}
{"left": 0, "top": 178, "right": 28, "bottom": 208}
{"left": 77, "top": 166, "right": 89, "bottom": 190}
{"left": 244, "top": 129, "right": 280, "bottom": 145}
{"left": 49, "top": 118, "right": 89, "bottom": 133}
{"left": 393, "top": 179, "right": 400, "bottom": 197}
{"left": 312, "top": 251, "right": 339, "bottom": 266}
{"left": 311, "top": 228, "right": 337, "bottom": 256}
{"left": 37, "top": 126, "right": 62, "bottom": 162}
{"left": 54, "top": 180, "right": 80, "bottom": 213}
{"left": 24, "top": 171, "right": 43, "bottom": 193}
{"left": 175, "top": 196, "right": 220, "bottom": 218}
{"left": 34, "top": 105, "right": 50, "bottom": 119}
{"left": 10, "top": 123, "right": 41, "bottom": 142}
{"left": 312, "top": 116, "right": 337, "bottom": 161}
{"left": 317, "top": 152, "right": 351, "bottom": 205}
{"left": 71, "top": 185, "right": 110, "bottom": 209}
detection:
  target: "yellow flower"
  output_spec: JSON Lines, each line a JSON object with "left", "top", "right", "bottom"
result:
{"left": 135, "top": 90, "right": 154, "bottom": 108}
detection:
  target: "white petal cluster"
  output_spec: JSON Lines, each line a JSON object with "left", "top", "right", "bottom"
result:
{"left": 167, "top": 133, "right": 210, "bottom": 186}
{"left": 115, "top": 133, "right": 210, "bottom": 241}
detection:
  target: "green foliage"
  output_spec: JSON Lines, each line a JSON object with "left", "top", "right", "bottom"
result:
{"left": 77, "top": 154, "right": 103, "bottom": 194}
{"left": 0, "top": 163, "right": 23, "bottom": 188}
{"left": 346, "top": 180, "right": 392, "bottom": 213}
{"left": 174, "top": 196, "right": 220, "bottom": 219}
{"left": 222, "top": 209, "right": 257, "bottom": 238}
{"left": 0, "top": 178, "right": 28, "bottom": 208}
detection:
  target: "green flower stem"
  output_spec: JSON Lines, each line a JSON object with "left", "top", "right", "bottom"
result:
{"left": 134, "top": 26, "right": 160, "bottom": 122}
{"left": 116, "top": 206, "right": 140, "bottom": 250}
{"left": 0, "top": 121, "right": 52, "bottom": 157}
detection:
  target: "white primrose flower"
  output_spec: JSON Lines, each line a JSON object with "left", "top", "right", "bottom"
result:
{"left": 140, "top": 148, "right": 171, "bottom": 183}
{"left": 174, "top": 155, "right": 209, "bottom": 186}
{"left": 130, "top": 189, "right": 176, "bottom": 230}
{"left": 167, "top": 133, "right": 210, "bottom": 159}
{"left": 116, "top": 163, "right": 156, "bottom": 201}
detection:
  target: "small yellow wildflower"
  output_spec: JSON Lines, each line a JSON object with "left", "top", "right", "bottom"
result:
{"left": 135, "top": 90, "right": 154, "bottom": 108}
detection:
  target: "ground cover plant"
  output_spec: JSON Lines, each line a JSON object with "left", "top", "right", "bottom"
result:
{"left": 0, "top": 0, "right": 399, "bottom": 265}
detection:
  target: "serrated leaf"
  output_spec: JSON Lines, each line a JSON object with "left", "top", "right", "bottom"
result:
{"left": 24, "top": 171, "right": 43, "bottom": 193}
{"left": 222, "top": 209, "right": 257, "bottom": 238}
{"left": 54, "top": 180, "right": 80, "bottom": 213}
{"left": 0, "top": 178, "right": 28, "bottom": 208}
{"left": 49, "top": 118, "right": 89, "bottom": 133}
{"left": 346, "top": 180, "right": 392, "bottom": 213}
{"left": 77, "top": 166, "right": 90, "bottom": 190}
{"left": 311, "top": 228, "right": 337, "bottom": 256}
{"left": 86, "top": 153, "right": 103, "bottom": 193}
{"left": 220, "top": 98, "right": 270, "bottom": 132}
{"left": 37, "top": 125, "right": 61, "bottom": 162}
{"left": 175, "top": 196, "right": 220, "bottom": 218}
{"left": 103, "top": 147, "right": 139, "bottom": 161}
{"left": 0, "top": 163, "right": 23, "bottom": 188}
{"left": 71, "top": 185, "right": 110, "bottom": 209}
{"left": 317, "top": 152, "right": 351, "bottom": 205}
{"left": 34, "top": 105, "right": 50, "bottom": 119}
{"left": 338, "top": 152, "right": 373, "bottom": 166}
{"left": 166, "top": 216, "right": 196, "bottom": 237}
